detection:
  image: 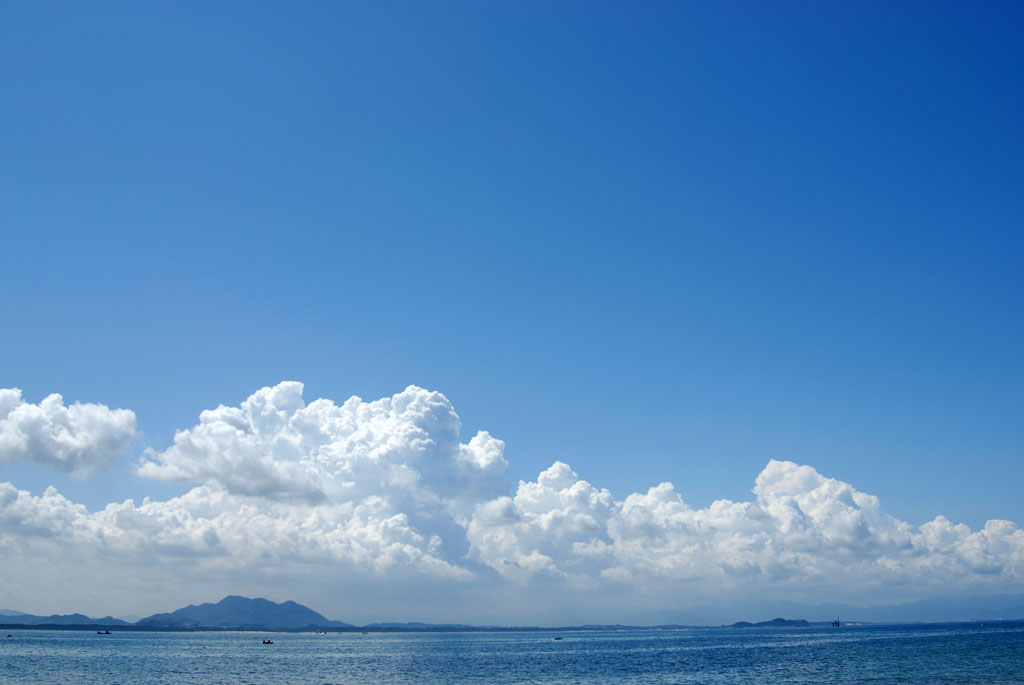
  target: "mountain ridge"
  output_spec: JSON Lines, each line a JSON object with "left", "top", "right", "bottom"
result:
{"left": 136, "top": 595, "right": 354, "bottom": 630}
{"left": 4, "top": 593, "right": 1024, "bottom": 630}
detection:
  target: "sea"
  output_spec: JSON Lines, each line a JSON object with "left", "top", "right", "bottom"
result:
{"left": 2, "top": 622, "right": 1022, "bottom": 683}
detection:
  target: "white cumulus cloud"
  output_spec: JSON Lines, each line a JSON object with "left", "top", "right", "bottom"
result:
{"left": 0, "top": 388, "right": 137, "bottom": 475}
{"left": 2, "top": 382, "right": 1022, "bottom": 619}
{"left": 467, "top": 461, "right": 616, "bottom": 583}
{"left": 466, "top": 458, "right": 1024, "bottom": 597}
{"left": 135, "top": 382, "right": 508, "bottom": 514}
{"left": 0, "top": 481, "right": 472, "bottom": 581}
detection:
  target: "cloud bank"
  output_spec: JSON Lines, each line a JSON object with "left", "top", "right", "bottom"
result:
{"left": 0, "top": 388, "right": 136, "bottom": 475}
{"left": 467, "top": 459, "right": 1024, "bottom": 597}
{"left": 1, "top": 383, "right": 1022, "bottom": 618}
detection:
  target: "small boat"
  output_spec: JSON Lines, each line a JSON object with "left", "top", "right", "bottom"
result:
{"left": 262, "top": 639, "right": 273, "bottom": 644}
{"left": 553, "top": 637, "right": 563, "bottom": 641}
{"left": 96, "top": 630, "right": 111, "bottom": 635}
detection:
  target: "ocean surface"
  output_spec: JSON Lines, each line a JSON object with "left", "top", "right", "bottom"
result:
{"left": 2, "top": 622, "right": 1022, "bottom": 683}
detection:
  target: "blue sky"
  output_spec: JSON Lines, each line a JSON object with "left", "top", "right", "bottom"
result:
{"left": 1, "top": 2, "right": 1022, "bottom": 620}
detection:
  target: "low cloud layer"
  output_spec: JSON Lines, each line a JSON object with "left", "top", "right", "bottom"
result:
{"left": 0, "top": 388, "right": 136, "bottom": 475}
{"left": 1, "top": 383, "right": 1022, "bottom": 618}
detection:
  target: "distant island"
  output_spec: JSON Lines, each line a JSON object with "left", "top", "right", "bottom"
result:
{"left": 728, "top": 618, "right": 810, "bottom": 628}
{"left": 3, "top": 594, "right": 1024, "bottom": 632}
{"left": 0, "top": 609, "right": 131, "bottom": 627}
{"left": 136, "top": 596, "right": 355, "bottom": 630}
{"left": 0, "top": 596, "right": 817, "bottom": 632}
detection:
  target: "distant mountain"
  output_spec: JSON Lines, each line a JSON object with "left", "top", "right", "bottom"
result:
{"left": 8, "top": 591, "right": 1024, "bottom": 632}
{"left": 137, "top": 596, "right": 354, "bottom": 630}
{"left": 762, "top": 595, "right": 1024, "bottom": 624}
{"left": 729, "top": 618, "right": 810, "bottom": 628}
{"left": 0, "top": 612, "right": 130, "bottom": 626}
{"left": 363, "top": 622, "right": 481, "bottom": 630}
{"left": 856, "top": 594, "right": 1024, "bottom": 623}
{"left": 674, "top": 593, "right": 1024, "bottom": 625}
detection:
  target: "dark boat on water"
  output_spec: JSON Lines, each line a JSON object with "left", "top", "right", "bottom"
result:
{"left": 96, "top": 630, "right": 111, "bottom": 635}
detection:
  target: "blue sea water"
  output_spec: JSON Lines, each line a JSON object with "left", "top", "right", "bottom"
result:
{"left": 2, "top": 622, "right": 1022, "bottom": 683}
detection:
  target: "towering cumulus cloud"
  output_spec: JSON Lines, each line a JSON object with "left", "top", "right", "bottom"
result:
{"left": 135, "top": 382, "right": 509, "bottom": 515}
{"left": 124, "top": 384, "right": 508, "bottom": 578}
{"left": 0, "top": 382, "right": 1022, "bottom": 617}
{"left": 0, "top": 388, "right": 136, "bottom": 475}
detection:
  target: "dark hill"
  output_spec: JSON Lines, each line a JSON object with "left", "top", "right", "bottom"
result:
{"left": 137, "top": 595, "right": 353, "bottom": 630}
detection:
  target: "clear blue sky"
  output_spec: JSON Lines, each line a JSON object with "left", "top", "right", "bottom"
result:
{"left": 2, "top": 0, "right": 1022, "bottom": 535}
